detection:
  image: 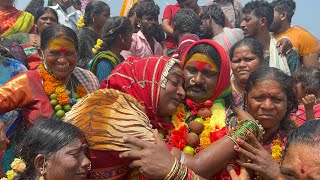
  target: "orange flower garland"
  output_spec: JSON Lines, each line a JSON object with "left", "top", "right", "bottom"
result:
{"left": 38, "top": 64, "right": 87, "bottom": 118}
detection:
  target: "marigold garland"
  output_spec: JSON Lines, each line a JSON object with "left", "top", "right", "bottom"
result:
{"left": 271, "top": 139, "right": 284, "bottom": 164}
{"left": 169, "top": 99, "right": 227, "bottom": 151}
{"left": 77, "top": 85, "right": 87, "bottom": 97}
{"left": 38, "top": 64, "right": 87, "bottom": 118}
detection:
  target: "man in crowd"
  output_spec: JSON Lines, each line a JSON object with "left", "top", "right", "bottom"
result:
{"left": 162, "top": 0, "right": 202, "bottom": 56}
{"left": 122, "top": 2, "right": 162, "bottom": 59}
{"left": 270, "top": 0, "right": 320, "bottom": 67}
{"left": 201, "top": 4, "right": 244, "bottom": 54}
{"left": 49, "top": 0, "right": 82, "bottom": 31}
{"left": 205, "top": 0, "right": 243, "bottom": 28}
{"left": 171, "top": 9, "right": 200, "bottom": 59}
{"left": 240, "top": 0, "right": 300, "bottom": 74}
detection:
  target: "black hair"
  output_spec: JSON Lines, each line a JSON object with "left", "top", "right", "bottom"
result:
{"left": 127, "top": 3, "right": 138, "bottom": 18}
{"left": 284, "top": 120, "right": 320, "bottom": 159}
{"left": 293, "top": 67, "right": 320, "bottom": 97}
{"left": 229, "top": 38, "right": 265, "bottom": 64}
{"left": 200, "top": 3, "right": 225, "bottom": 27}
{"left": 34, "top": 7, "right": 58, "bottom": 24}
{"left": 242, "top": 0, "right": 274, "bottom": 30}
{"left": 177, "top": 0, "right": 188, "bottom": 3}
{"left": 84, "top": 0, "right": 110, "bottom": 27}
{"left": 25, "top": 0, "right": 44, "bottom": 16}
{"left": 136, "top": 2, "right": 160, "bottom": 19}
{"left": 173, "top": 8, "right": 200, "bottom": 35}
{"left": 41, "top": 25, "right": 79, "bottom": 51}
{"left": 271, "top": 0, "right": 296, "bottom": 23}
{"left": 100, "top": 16, "right": 134, "bottom": 51}
{"left": 185, "top": 42, "right": 221, "bottom": 70}
{"left": 244, "top": 67, "right": 298, "bottom": 134}
{"left": 72, "top": 0, "right": 81, "bottom": 5}
{"left": 15, "top": 118, "right": 84, "bottom": 179}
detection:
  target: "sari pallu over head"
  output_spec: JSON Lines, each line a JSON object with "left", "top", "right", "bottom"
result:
{"left": 101, "top": 55, "right": 180, "bottom": 130}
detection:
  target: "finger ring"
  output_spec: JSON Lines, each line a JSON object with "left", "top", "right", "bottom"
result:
{"left": 247, "top": 159, "right": 252, "bottom": 163}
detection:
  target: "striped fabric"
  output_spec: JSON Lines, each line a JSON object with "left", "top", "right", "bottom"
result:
{"left": 64, "top": 89, "right": 155, "bottom": 151}
{"left": 73, "top": 67, "right": 100, "bottom": 93}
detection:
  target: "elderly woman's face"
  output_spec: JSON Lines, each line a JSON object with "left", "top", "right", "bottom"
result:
{"left": 246, "top": 80, "right": 287, "bottom": 131}
{"left": 37, "top": 11, "right": 58, "bottom": 35}
{"left": 43, "top": 37, "right": 77, "bottom": 80}
{"left": 231, "top": 45, "right": 261, "bottom": 86}
{"left": 184, "top": 53, "right": 219, "bottom": 103}
{"left": 45, "top": 139, "right": 91, "bottom": 180}
{"left": 157, "top": 64, "right": 185, "bottom": 117}
{"left": 278, "top": 143, "right": 320, "bottom": 180}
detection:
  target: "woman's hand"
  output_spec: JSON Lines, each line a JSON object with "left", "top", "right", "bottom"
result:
{"left": 0, "top": 122, "right": 10, "bottom": 151}
{"left": 119, "top": 129, "right": 175, "bottom": 179}
{"left": 234, "top": 132, "right": 280, "bottom": 179}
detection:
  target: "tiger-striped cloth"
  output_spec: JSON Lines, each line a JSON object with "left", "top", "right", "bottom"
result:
{"left": 64, "top": 88, "right": 155, "bottom": 151}
{"left": 64, "top": 89, "right": 155, "bottom": 179}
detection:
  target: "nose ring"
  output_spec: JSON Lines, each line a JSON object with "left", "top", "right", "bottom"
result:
{"left": 189, "top": 77, "right": 195, "bottom": 85}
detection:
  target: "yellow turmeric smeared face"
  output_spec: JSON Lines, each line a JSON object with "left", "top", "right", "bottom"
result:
{"left": 44, "top": 37, "right": 78, "bottom": 81}
{"left": 184, "top": 53, "right": 220, "bottom": 103}
{"left": 186, "top": 53, "right": 219, "bottom": 73}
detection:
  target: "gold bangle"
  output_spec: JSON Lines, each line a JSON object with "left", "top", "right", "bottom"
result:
{"left": 226, "top": 135, "right": 239, "bottom": 146}
{"left": 164, "top": 158, "right": 178, "bottom": 180}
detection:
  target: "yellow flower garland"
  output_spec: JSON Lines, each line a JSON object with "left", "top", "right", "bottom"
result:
{"left": 1, "top": 158, "right": 26, "bottom": 180}
{"left": 171, "top": 100, "right": 227, "bottom": 149}
{"left": 199, "top": 101, "right": 226, "bottom": 148}
{"left": 92, "top": 39, "right": 103, "bottom": 54}
{"left": 271, "top": 139, "right": 284, "bottom": 164}
{"left": 77, "top": 15, "right": 85, "bottom": 29}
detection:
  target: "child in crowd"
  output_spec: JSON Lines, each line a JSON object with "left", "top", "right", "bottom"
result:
{"left": 291, "top": 67, "right": 320, "bottom": 126}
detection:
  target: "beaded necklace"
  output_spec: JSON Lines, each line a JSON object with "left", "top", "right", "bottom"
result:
{"left": 39, "top": 64, "right": 87, "bottom": 118}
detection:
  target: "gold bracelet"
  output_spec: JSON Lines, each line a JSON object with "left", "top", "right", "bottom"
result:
{"left": 164, "top": 158, "right": 179, "bottom": 180}
{"left": 226, "top": 135, "right": 239, "bottom": 146}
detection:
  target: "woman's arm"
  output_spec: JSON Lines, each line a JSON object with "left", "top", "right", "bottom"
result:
{"left": 0, "top": 73, "right": 32, "bottom": 114}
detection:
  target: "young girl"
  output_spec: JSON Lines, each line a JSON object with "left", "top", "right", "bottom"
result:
{"left": 291, "top": 67, "right": 320, "bottom": 126}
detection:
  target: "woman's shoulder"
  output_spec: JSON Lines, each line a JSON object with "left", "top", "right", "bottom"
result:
{"left": 73, "top": 67, "right": 99, "bottom": 92}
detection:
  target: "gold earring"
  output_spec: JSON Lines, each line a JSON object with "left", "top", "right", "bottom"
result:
{"left": 39, "top": 171, "right": 45, "bottom": 180}
{"left": 39, "top": 159, "right": 45, "bottom": 180}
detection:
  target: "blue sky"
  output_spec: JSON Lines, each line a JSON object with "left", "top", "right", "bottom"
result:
{"left": 16, "top": 0, "right": 319, "bottom": 38}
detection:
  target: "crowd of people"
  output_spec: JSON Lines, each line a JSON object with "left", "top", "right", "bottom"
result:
{"left": 0, "top": 0, "right": 319, "bottom": 179}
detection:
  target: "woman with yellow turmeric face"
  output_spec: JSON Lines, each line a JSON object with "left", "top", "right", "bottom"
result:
{"left": 0, "top": 25, "right": 99, "bottom": 172}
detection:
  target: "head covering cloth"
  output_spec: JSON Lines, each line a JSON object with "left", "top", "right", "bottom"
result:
{"left": 101, "top": 55, "right": 180, "bottom": 130}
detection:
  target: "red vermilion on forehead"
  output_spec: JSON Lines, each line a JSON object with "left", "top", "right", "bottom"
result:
{"left": 60, "top": 47, "right": 68, "bottom": 53}
{"left": 189, "top": 61, "right": 216, "bottom": 72}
